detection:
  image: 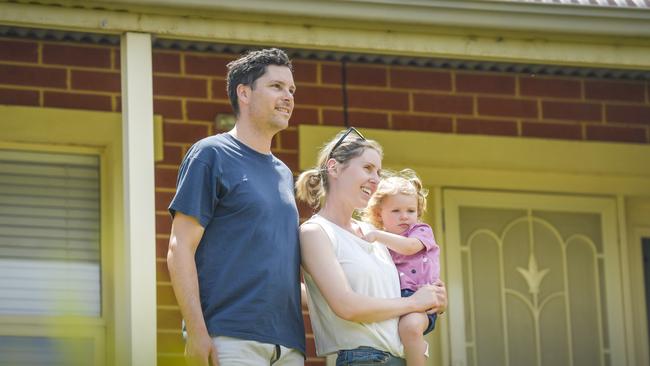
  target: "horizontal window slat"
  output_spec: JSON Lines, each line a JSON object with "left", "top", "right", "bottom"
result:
{"left": 0, "top": 162, "right": 98, "bottom": 180}
{"left": 0, "top": 248, "right": 99, "bottom": 261}
{"left": 0, "top": 236, "right": 98, "bottom": 250}
{"left": 0, "top": 195, "right": 98, "bottom": 210}
{"left": 0, "top": 174, "right": 98, "bottom": 190}
{"left": 0, "top": 149, "right": 98, "bottom": 166}
{"left": 0, "top": 205, "right": 99, "bottom": 220}
{"left": 0, "top": 184, "right": 99, "bottom": 200}
{"left": 0, "top": 226, "right": 99, "bottom": 241}
{"left": 0, "top": 216, "right": 99, "bottom": 230}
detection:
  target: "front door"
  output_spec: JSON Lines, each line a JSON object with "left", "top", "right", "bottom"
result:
{"left": 443, "top": 189, "right": 627, "bottom": 366}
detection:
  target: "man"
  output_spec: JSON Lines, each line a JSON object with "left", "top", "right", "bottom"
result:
{"left": 167, "top": 48, "right": 305, "bottom": 366}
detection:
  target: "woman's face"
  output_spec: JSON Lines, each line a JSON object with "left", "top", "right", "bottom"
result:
{"left": 333, "top": 148, "right": 382, "bottom": 209}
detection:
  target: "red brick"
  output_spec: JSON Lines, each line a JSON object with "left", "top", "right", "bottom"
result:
{"left": 303, "top": 312, "right": 313, "bottom": 333}
{"left": 44, "top": 91, "right": 112, "bottom": 111}
{"left": 585, "top": 80, "right": 645, "bottom": 102}
{"left": 321, "top": 63, "right": 342, "bottom": 84}
{"left": 156, "top": 191, "right": 175, "bottom": 212}
{"left": 521, "top": 121, "right": 582, "bottom": 140}
{"left": 392, "top": 114, "right": 453, "bottom": 133}
{"left": 164, "top": 122, "right": 210, "bottom": 143}
{"left": 0, "top": 88, "right": 39, "bottom": 106}
{"left": 186, "top": 101, "right": 232, "bottom": 121}
{"left": 157, "top": 331, "right": 184, "bottom": 353}
{"left": 345, "top": 64, "right": 387, "bottom": 87}
{"left": 113, "top": 49, "right": 120, "bottom": 70}
{"left": 273, "top": 152, "right": 298, "bottom": 171}
{"left": 153, "top": 51, "right": 181, "bottom": 74}
{"left": 71, "top": 70, "right": 120, "bottom": 92}
{"left": 478, "top": 97, "right": 537, "bottom": 118}
{"left": 520, "top": 76, "right": 581, "bottom": 98}
{"left": 542, "top": 101, "right": 601, "bottom": 122}
{"left": 211, "top": 79, "right": 228, "bottom": 100}
{"left": 156, "top": 167, "right": 179, "bottom": 189}
{"left": 154, "top": 98, "right": 183, "bottom": 120}
{"left": 298, "top": 85, "right": 342, "bottom": 106}
{"left": 322, "top": 110, "right": 389, "bottom": 129}
{"left": 586, "top": 124, "right": 647, "bottom": 143}
{"left": 390, "top": 68, "right": 452, "bottom": 91}
{"left": 293, "top": 60, "right": 318, "bottom": 83}
{"left": 0, "top": 39, "right": 38, "bottom": 62}
{"left": 0, "top": 64, "right": 66, "bottom": 88}
{"left": 156, "top": 213, "right": 172, "bottom": 234}
{"left": 154, "top": 76, "right": 207, "bottom": 98}
{"left": 157, "top": 283, "right": 177, "bottom": 306}
{"left": 606, "top": 104, "right": 650, "bottom": 125}
{"left": 305, "top": 360, "right": 327, "bottom": 366}
{"left": 413, "top": 93, "right": 473, "bottom": 115}
{"left": 348, "top": 89, "right": 409, "bottom": 110}
{"left": 157, "top": 308, "right": 182, "bottom": 330}
{"left": 159, "top": 145, "right": 184, "bottom": 166}
{"left": 42, "top": 43, "right": 111, "bottom": 68}
{"left": 291, "top": 107, "right": 319, "bottom": 125}
{"left": 279, "top": 129, "right": 298, "bottom": 150}
{"left": 156, "top": 237, "right": 170, "bottom": 258}
{"left": 184, "top": 53, "right": 232, "bottom": 76}
{"left": 297, "top": 200, "right": 316, "bottom": 221}
{"left": 456, "top": 73, "right": 516, "bottom": 95}
{"left": 306, "top": 337, "right": 317, "bottom": 357}
{"left": 457, "top": 118, "right": 518, "bottom": 136}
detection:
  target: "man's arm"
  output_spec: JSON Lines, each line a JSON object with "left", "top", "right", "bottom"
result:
{"left": 167, "top": 212, "right": 218, "bottom": 366}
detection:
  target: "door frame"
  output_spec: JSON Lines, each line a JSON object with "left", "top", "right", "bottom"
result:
{"left": 443, "top": 189, "right": 624, "bottom": 366}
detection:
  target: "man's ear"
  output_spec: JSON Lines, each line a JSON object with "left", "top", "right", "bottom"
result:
{"left": 237, "top": 84, "right": 250, "bottom": 106}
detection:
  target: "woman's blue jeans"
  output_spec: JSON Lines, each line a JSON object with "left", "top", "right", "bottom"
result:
{"left": 335, "top": 346, "right": 405, "bottom": 366}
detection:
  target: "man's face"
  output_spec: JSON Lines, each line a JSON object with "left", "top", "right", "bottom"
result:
{"left": 246, "top": 65, "right": 295, "bottom": 132}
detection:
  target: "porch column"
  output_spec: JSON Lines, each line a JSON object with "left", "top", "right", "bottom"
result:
{"left": 120, "top": 31, "right": 157, "bottom": 365}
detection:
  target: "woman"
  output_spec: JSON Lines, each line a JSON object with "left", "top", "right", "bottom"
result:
{"left": 296, "top": 127, "right": 447, "bottom": 365}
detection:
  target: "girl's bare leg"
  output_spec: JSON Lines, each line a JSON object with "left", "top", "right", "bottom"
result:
{"left": 399, "top": 312, "right": 429, "bottom": 366}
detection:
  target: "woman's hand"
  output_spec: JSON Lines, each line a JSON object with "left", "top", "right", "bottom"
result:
{"left": 430, "top": 279, "right": 447, "bottom": 314}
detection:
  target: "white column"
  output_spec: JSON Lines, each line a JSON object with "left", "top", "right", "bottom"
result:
{"left": 120, "top": 31, "right": 157, "bottom": 366}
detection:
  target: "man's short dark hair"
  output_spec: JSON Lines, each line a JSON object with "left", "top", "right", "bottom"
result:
{"left": 226, "top": 48, "right": 293, "bottom": 116}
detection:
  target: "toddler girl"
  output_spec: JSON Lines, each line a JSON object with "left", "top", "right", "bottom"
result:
{"left": 363, "top": 169, "right": 440, "bottom": 366}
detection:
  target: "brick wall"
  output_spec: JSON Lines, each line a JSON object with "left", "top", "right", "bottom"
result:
{"left": 2, "top": 36, "right": 649, "bottom": 366}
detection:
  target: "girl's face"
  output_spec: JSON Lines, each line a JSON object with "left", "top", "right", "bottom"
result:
{"left": 333, "top": 148, "right": 382, "bottom": 209}
{"left": 379, "top": 193, "right": 419, "bottom": 234}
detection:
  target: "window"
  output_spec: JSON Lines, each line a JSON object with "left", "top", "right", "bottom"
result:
{"left": 0, "top": 148, "right": 104, "bottom": 365}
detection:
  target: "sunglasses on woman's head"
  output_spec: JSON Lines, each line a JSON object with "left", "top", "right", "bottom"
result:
{"left": 328, "top": 127, "right": 366, "bottom": 160}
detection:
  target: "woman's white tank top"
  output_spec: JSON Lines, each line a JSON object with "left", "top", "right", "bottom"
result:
{"left": 302, "top": 215, "right": 404, "bottom": 357}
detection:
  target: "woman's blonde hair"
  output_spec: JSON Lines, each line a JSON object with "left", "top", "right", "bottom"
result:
{"left": 362, "top": 168, "right": 428, "bottom": 229}
{"left": 295, "top": 128, "right": 383, "bottom": 210}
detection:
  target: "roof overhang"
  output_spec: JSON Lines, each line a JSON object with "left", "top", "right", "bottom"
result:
{"left": 1, "top": 0, "right": 649, "bottom": 69}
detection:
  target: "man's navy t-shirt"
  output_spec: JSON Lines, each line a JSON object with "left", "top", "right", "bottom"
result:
{"left": 169, "top": 133, "right": 305, "bottom": 354}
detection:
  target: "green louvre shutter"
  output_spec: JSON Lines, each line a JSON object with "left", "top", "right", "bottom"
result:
{"left": 0, "top": 149, "right": 101, "bottom": 317}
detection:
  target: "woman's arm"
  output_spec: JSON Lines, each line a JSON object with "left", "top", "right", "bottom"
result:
{"left": 300, "top": 223, "right": 440, "bottom": 323}
{"left": 364, "top": 229, "right": 424, "bottom": 256}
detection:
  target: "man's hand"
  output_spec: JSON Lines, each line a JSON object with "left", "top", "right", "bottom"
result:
{"left": 185, "top": 333, "right": 219, "bottom": 366}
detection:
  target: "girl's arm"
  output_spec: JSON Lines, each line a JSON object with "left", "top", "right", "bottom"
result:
{"left": 364, "top": 229, "right": 424, "bottom": 256}
{"left": 300, "top": 223, "right": 441, "bottom": 323}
